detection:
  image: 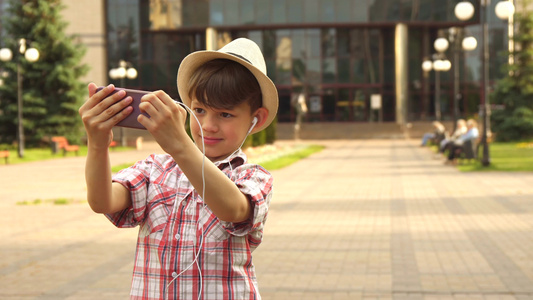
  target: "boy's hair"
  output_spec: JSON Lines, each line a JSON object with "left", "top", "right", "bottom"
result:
{"left": 188, "top": 59, "right": 262, "bottom": 113}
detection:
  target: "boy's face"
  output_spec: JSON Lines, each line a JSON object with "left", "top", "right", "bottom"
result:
{"left": 189, "top": 98, "right": 256, "bottom": 162}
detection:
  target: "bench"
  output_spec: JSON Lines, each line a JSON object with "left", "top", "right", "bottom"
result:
{"left": 430, "top": 131, "right": 447, "bottom": 146}
{"left": 456, "top": 138, "right": 491, "bottom": 165}
{"left": 455, "top": 139, "right": 477, "bottom": 163}
{"left": 51, "top": 136, "right": 80, "bottom": 156}
{"left": 0, "top": 150, "right": 9, "bottom": 164}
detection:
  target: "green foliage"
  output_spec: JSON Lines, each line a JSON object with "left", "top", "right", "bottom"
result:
{"left": 265, "top": 116, "right": 277, "bottom": 144}
{"left": 243, "top": 117, "right": 277, "bottom": 148}
{"left": 16, "top": 197, "right": 82, "bottom": 205}
{"left": 0, "top": 0, "right": 89, "bottom": 147}
{"left": 492, "top": 107, "right": 533, "bottom": 141}
{"left": 112, "top": 162, "right": 135, "bottom": 173}
{"left": 242, "top": 134, "right": 253, "bottom": 149}
{"left": 491, "top": 7, "right": 533, "bottom": 142}
{"left": 252, "top": 129, "right": 267, "bottom": 146}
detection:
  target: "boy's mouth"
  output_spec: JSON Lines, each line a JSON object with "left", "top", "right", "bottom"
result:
{"left": 202, "top": 136, "right": 222, "bottom": 145}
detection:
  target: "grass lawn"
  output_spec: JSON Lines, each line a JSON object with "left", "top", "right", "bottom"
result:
{"left": 2, "top": 146, "right": 133, "bottom": 165}
{"left": 455, "top": 142, "right": 533, "bottom": 172}
{"left": 111, "top": 144, "right": 325, "bottom": 173}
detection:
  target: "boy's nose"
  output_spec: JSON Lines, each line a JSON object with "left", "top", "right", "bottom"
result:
{"left": 201, "top": 117, "right": 219, "bottom": 133}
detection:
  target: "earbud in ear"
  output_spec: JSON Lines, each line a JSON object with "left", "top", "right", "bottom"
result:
{"left": 248, "top": 117, "right": 258, "bottom": 134}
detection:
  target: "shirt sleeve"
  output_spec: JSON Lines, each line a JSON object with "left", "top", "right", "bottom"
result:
{"left": 105, "top": 155, "right": 156, "bottom": 228}
{"left": 220, "top": 163, "right": 273, "bottom": 241}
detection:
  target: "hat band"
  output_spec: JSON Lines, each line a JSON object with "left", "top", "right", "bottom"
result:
{"left": 226, "top": 52, "right": 252, "bottom": 65}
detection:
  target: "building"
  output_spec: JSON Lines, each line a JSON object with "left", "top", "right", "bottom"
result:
{"left": 5, "top": 0, "right": 515, "bottom": 125}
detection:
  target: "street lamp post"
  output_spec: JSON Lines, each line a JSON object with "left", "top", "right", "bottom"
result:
{"left": 438, "top": 28, "right": 477, "bottom": 131}
{"left": 422, "top": 46, "right": 451, "bottom": 121}
{"left": 450, "top": 28, "right": 462, "bottom": 130}
{"left": 109, "top": 60, "right": 137, "bottom": 147}
{"left": 455, "top": 0, "right": 515, "bottom": 167}
{"left": 434, "top": 38, "right": 451, "bottom": 121}
{"left": 0, "top": 39, "right": 40, "bottom": 158}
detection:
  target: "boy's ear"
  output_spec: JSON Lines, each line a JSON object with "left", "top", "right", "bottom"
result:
{"left": 250, "top": 107, "right": 269, "bottom": 134}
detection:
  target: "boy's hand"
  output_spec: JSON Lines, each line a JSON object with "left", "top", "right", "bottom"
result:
{"left": 79, "top": 83, "right": 133, "bottom": 150}
{"left": 138, "top": 90, "right": 190, "bottom": 154}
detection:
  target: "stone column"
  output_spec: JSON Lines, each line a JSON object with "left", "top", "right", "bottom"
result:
{"left": 395, "top": 23, "right": 408, "bottom": 125}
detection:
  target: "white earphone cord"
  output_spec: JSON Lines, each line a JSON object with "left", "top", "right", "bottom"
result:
{"left": 165, "top": 101, "right": 206, "bottom": 300}
{"left": 228, "top": 117, "right": 257, "bottom": 173}
{"left": 164, "top": 102, "right": 256, "bottom": 299}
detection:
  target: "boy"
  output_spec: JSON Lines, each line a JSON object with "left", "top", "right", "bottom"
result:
{"left": 79, "top": 38, "right": 278, "bottom": 299}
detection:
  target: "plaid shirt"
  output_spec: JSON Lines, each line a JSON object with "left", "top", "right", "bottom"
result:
{"left": 107, "top": 151, "right": 273, "bottom": 299}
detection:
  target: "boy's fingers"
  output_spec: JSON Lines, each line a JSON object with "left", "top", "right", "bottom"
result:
{"left": 137, "top": 113, "right": 154, "bottom": 131}
{"left": 88, "top": 83, "right": 98, "bottom": 97}
{"left": 141, "top": 91, "right": 167, "bottom": 113}
{"left": 138, "top": 100, "right": 157, "bottom": 117}
{"left": 106, "top": 103, "right": 133, "bottom": 127}
{"left": 93, "top": 89, "right": 127, "bottom": 114}
{"left": 92, "top": 99, "right": 133, "bottom": 129}
{"left": 153, "top": 90, "right": 176, "bottom": 106}
{"left": 142, "top": 91, "right": 182, "bottom": 114}
{"left": 83, "top": 95, "right": 132, "bottom": 128}
{"left": 157, "top": 92, "right": 186, "bottom": 116}
{"left": 93, "top": 83, "right": 114, "bottom": 99}
{"left": 83, "top": 84, "right": 116, "bottom": 112}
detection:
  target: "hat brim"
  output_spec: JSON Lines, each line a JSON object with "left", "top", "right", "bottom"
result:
{"left": 177, "top": 51, "right": 278, "bottom": 132}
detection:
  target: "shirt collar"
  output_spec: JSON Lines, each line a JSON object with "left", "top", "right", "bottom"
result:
{"left": 214, "top": 149, "right": 248, "bottom": 170}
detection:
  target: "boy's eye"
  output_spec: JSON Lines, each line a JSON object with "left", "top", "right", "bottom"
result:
{"left": 220, "top": 112, "right": 233, "bottom": 118}
{"left": 193, "top": 108, "right": 205, "bottom": 114}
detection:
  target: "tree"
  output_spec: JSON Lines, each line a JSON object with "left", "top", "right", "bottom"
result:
{"left": 491, "top": 3, "right": 533, "bottom": 142}
{"left": 0, "top": 0, "right": 88, "bottom": 147}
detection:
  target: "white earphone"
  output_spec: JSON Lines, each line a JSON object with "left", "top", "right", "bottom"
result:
{"left": 248, "top": 117, "right": 258, "bottom": 134}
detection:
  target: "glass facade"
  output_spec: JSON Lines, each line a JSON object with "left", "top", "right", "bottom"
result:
{"left": 103, "top": 0, "right": 510, "bottom": 123}
{"left": 138, "top": 0, "right": 484, "bottom": 28}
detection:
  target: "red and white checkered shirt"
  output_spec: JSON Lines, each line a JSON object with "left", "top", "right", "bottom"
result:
{"left": 107, "top": 151, "right": 273, "bottom": 300}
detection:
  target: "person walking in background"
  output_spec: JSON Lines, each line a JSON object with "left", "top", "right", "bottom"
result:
{"left": 291, "top": 92, "right": 308, "bottom": 140}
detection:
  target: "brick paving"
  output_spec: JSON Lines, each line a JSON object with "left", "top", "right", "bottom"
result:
{"left": 1, "top": 138, "right": 533, "bottom": 299}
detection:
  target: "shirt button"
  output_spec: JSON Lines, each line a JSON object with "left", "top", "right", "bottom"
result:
{"left": 175, "top": 233, "right": 180, "bottom": 240}
{"left": 172, "top": 272, "right": 178, "bottom": 278}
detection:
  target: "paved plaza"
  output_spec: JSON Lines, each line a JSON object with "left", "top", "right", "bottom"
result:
{"left": 1, "top": 138, "right": 533, "bottom": 299}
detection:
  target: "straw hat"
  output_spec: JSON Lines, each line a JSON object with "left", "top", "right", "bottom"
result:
{"left": 177, "top": 38, "right": 278, "bottom": 132}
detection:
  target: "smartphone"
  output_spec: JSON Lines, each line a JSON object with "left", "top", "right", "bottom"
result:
{"left": 96, "top": 86, "right": 150, "bottom": 129}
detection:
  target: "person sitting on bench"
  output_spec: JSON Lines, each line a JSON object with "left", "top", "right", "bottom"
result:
{"left": 445, "top": 119, "right": 479, "bottom": 164}
{"left": 438, "top": 119, "right": 467, "bottom": 155}
{"left": 420, "top": 121, "right": 446, "bottom": 146}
